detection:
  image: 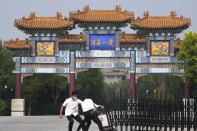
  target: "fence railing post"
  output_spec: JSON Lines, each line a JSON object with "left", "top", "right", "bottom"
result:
{"left": 105, "top": 95, "right": 195, "bottom": 131}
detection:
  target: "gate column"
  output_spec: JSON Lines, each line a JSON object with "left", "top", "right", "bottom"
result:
{"left": 12, "top": 57, "right": 25, "bottom": 116}
{"left": 69, "top": 73, "right": 75, "bottom": 97}
{"left": 15, "top": 73, "right": 21, "bottom": 99}
{"left": 130, "top": 73, "right": 136, "bottom": 99}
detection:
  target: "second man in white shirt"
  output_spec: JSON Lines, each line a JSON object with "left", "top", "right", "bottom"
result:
{"left": 81, "top": 96, "right": 104, "bottom": 131}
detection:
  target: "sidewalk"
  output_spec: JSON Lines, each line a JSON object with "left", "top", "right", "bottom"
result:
{"left": 0, "top": 116, "right": 100, "bottom": 131}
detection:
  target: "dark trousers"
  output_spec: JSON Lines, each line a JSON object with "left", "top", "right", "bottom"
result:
{"left": 67, "top": 114, "right": 85, "bottom": 131}
{"left": 83, "top": 110, "right": 104, "bottom": 131}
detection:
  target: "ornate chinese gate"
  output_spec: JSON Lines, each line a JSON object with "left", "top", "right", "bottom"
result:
{"left": 3, "top": 6, "right": 191, "bottom": 116}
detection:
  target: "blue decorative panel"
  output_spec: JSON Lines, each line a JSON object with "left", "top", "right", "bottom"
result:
{"left": 21, "top": 63, "right": 69, "bottom": 73}
{"left": 21, "top": 68, "right": 69, "bottom": 73}
{"left": 136, "top": 50, "right": 180, "bottom": 63}
{"left": 136, "top": 64, "right": 184, "bottom": 73}
{"left": 76, "top": 63, "right": 130, "bottom": 69}
{"left": 76, "top": 51, "right": 130, "bottom": 58}
{"left": 136, "top": 68, "right": 184, "bottom": 73}
{"left": 150, "top": 57, "right": 171, "bottom": 63}
{"left": 89, "top": 35, "right": 115, "bottom": 50}
{"left": 21, "top": 57, "right": 69, "bottom": 63}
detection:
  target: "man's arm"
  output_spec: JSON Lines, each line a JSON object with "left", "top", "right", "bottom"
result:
{"left": 77, "top": 99, "right": 83, "bottom": 105}
{"left": 94, "top": 103, "right": 100, "bottom": 108}
{"left": 94, "top": 102, "right": 104, "bottom": 109}
{"left": 60, "top": 99, "right": 68, "bottom": 119}
{"left": 60, "top": 105, "right": 64, "bottom": 119}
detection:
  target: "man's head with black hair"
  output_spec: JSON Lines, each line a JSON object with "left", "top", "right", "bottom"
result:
{"left": 72, "top": 91, "right": 78, "bottom": 96}
{"left": 84, "top": 92, "right": 92, "bottom": 99}
{"left": 71, "top": 91, "right": 78, "bottom": 100}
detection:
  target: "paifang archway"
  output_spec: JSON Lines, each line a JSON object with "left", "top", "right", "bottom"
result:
{"left": 3, "top": 6, "right": 191, "bottom": 116}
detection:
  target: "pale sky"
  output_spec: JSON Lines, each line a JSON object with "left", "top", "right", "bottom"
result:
{"left": 0, "top": 0, "right": 196, "bottom": 41}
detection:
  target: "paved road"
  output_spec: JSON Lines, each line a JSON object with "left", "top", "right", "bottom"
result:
{"left": 0, "top": 116, "right": 100, "bottom": 131}
{"left": 0, "top": 116, "right": 193, "bottom": 131}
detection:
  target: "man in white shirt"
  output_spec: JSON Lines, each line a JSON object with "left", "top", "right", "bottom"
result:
{"left": 81, "top": 96, "right": 104, "bottom": 131}
{"left": 60, "top": 91, "right": 85, "bottom": 131}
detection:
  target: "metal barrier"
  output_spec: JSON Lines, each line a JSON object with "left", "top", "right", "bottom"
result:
{"left": 105, "top": 97, "right": 197, "bottom": 131}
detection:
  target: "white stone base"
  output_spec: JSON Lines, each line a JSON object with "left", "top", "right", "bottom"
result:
{"left": 11, "top": 99, "right": 25, "bottom": 117}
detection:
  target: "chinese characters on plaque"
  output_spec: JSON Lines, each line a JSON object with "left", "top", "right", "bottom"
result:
{"left": 89, "top": 34, "right": 116, "bottom": 50}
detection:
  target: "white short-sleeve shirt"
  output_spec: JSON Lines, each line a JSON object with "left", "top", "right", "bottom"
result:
{"left": 82, "top": 98, "right": 100, "bottom": 112}
{"left": 62, "top": 98, "right": 83, "bottom": 116}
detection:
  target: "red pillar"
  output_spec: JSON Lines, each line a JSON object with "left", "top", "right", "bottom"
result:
{"left": 130, "top": 73, "right": 136, "bottom": 99}
{"left": 184, "top": 80, "right": 189, "bottom": 98}
{"left": 15, "top": 73, "right": 21, "bottom": 99}
{"left": 69, "top": 73, "right": 75, "bottom": 97}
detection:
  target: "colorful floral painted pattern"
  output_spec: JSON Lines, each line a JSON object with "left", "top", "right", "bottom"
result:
{"left": 151, "top": 41, "right": 169, "bottom": 56}
{"left": 37, "top": 42, "right": 55, "bottom": 56}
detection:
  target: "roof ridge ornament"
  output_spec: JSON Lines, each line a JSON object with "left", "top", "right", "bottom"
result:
{"left": 79, "top": 32, "right": 83, "bottom": 39}
{"left": 83, "top": 5, "right": 89, "bottom": 11}
{"left": 170, "top": 11, "right": 176, "bottom": 18}
{"left": 115, "top": 5, "right": 121, "bottom": 11}
{"left": 25, "top": 38, "right": 29, "bottom": 44}
{"left": 143, "top": 11, "right": 149, "bottom": 18}
{"left": 121, "top": 32, "right": 125, "bottom": 38}
{"left": 56, "top": 12, "right": 62, "bottom": 19}
{"left": 130, "top": 12, "right": 135, "bottom": 21}
{"left": 64, "top": 17, "right": 68, "bottom": 20}
{"left": 22, "top": 16, "right": 26, "bottom": 20}
{"left": 15, "top": 38, "right": 19, "bottom": 42}
{"left": 188, "top": 18, "right": 191, "bottom": 26}
{"left": 29, "top": 12, "right": 35, "bottom": 18}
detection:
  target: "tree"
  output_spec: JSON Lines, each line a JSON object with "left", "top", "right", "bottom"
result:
{"left": 0, "top": 43, "right": 15, "bottom": 115}
{"left": 0, "top": 45, "right": 14, "bottom": 89}
{"left": 177, "top": 31, "right": 197, "bottom": 96}
{"left": 75, "top": 69, "right": 106, "bottom": 104}
{"left": 22, "top": 74, "right": 68, "bottom": 115}
{"left": 107, "top": 74, "right": 184, "bottom": 99}
{"left": 0, "top": 99, "right": 6, "bottom": 115}
{"left": 137, "top": 74, "right": 184, "bottom": 99}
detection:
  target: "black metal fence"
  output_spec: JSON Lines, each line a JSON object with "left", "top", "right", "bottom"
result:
{"left": 105, "top": 97, "right": 197, "bottom": 131}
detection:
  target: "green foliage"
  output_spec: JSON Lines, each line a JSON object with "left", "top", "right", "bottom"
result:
{"left": 22, "top": 74, "right": 69, "bottom": 115}
{"left": 177, "top": 31, "right": 197, "bottom": 87}
{"left": 108, "top": 79, "right": 130, "bottom": 97}
{"left": 0, "top": 45, "right": 15, "bottom": 116}
{"left": 137, "top": 74, "right": 184, "bottom": 99}
{"left": 0, "top": 99, "right": 7, "bottom": 115}
{"left": 0, "top": 46, "right": 14, "bottom": 89}
{"left": 75, "top": 69, "right": 106, "bottom": 104}
{"left": 107, "top": 74, "right": 184, "bottom": 99}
